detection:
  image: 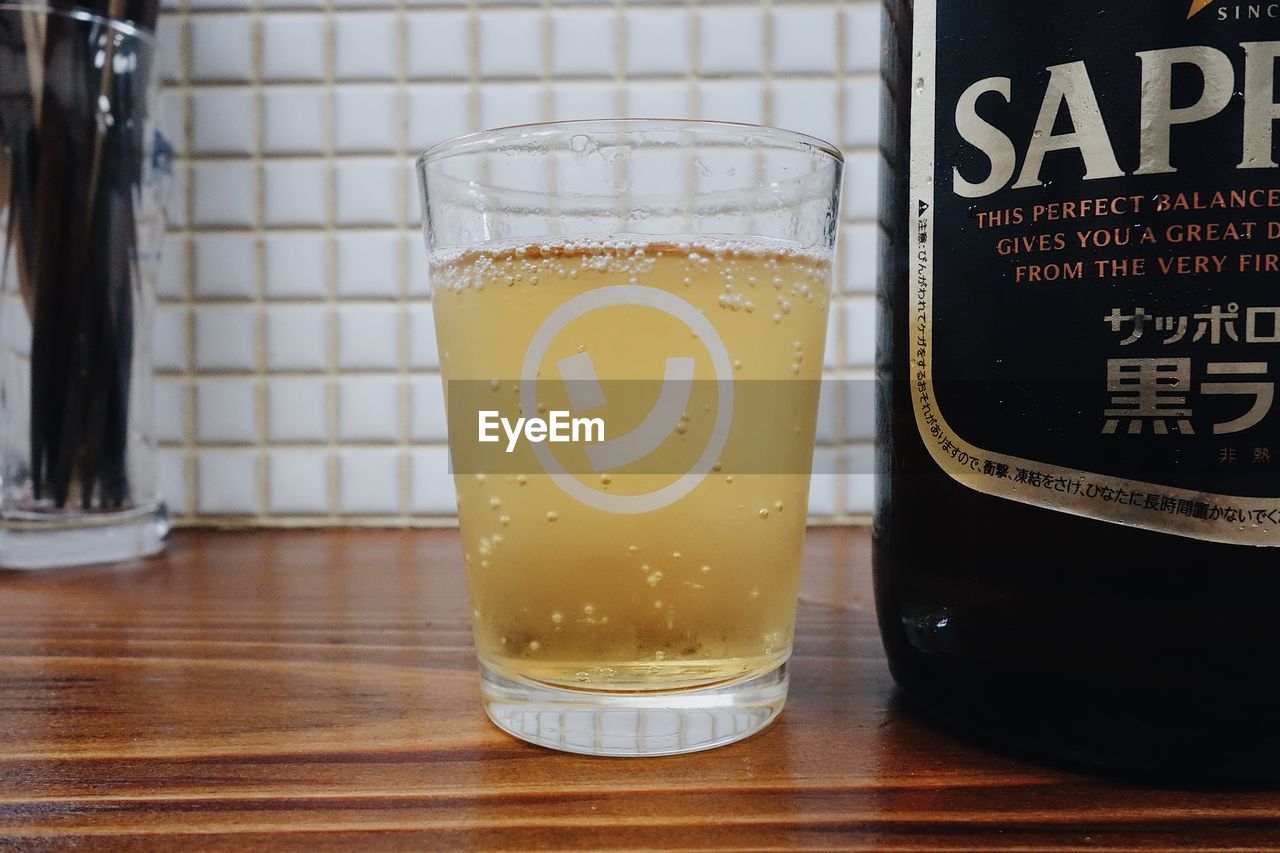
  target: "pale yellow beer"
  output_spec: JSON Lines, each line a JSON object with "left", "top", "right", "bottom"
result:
{"left": 432, "top": 237, "right": 831, "bottom": 691}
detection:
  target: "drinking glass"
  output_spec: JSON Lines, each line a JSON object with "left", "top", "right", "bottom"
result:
{"left": 0, "top": 3, "right": 168, "bottom": 569}
{"left": 418, "top": 120, "right": 842, "bottom": 755}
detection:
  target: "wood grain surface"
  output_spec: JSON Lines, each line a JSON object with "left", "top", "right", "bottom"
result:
{"left": 0, "top": 528, "right": 1276, "bottom": 850}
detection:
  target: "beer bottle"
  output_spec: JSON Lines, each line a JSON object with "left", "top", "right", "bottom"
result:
{"left": 877, "top": 0, "right": 1280, "bottom": 778}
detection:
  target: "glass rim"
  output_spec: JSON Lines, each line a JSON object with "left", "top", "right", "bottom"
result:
{"left": 0, "top": 2, "right": 155, "bottom": 41}
{"left": 416, "top": 118, "right": 845, "bottom": 171}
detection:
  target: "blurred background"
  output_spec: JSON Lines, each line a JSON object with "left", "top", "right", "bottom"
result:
{"left": 151, "top": 0, "right": 881, "bottom": 525}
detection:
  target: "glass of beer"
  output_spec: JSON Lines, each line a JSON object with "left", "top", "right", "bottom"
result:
{"left": 417, "top": 120, "right": 842, "bottom": 755}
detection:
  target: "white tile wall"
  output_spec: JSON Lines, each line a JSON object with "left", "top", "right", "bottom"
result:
{"left": 189, "top": 16, "right": 254, "bottom": 82}
{"left": 194, "top": 306, "right": 257, "bottom": 371}
{"left": 698, "top": 9, "right": 763, "bottom": 75}
{"left": 267, "top": 378, "right": 330, "bottom": 442}
{"left": 158, "top": 0, "right": 881, "bottom": 524}
{"left": 406, "top": 13, "right": 469, "bottom": 79}
{"left": 334, "top": 87, "right": 400, "bottom": 153}
{"left": 338, "top": 449, "right": 401, "bottom": 513}
{"left": 264, "top": 161, "right": 329, "bottom": 225}
{"left": 194, "top": 235, "right": 257, "bottom": 299}
{"left": 269, "top": 450, "right": 331, "bottom": 514}
{"left": 625, "top": 10, "right": 687, "bottom": 77}
{"left": 337, "top": 377, "right": 401, "bottom": 441}
{"left": 264, "top": 234, "right": 330, "bottom": 298}
{"left": 266, "top": 305, "right": 329, "bottom": 370}
{"left": 550, "top": 11, "right": 615, "bottom": 77}
{"left": 196, "top": 379, "right": 259, "bottom": 444}
{"left": 190, "top": 91, "right": 257, "bottom": 154}
{"left": 191, "top": 162, "right": 257, "bottom": 226}
{"left": 334, "top": 14, "right": 400, "bottom": 79}
{"left": 479, "top": 12, "right": 543, "bottom": 78}
{"left": 336, "top": 233, "right": 402, "bottom": 298}
{"left": 262, "top": 89, "right": 328, "bottom": 153}
{"left": 261, "top": 15, "right": 327, "bottom": 80}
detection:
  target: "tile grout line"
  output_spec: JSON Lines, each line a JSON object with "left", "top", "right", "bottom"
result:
{"left": 832, "top": 0, "right": 849, "bottom": 520}
{"left": 178, "top": 1, "right": 198, "bottom": 520}
{"left": 540, "top": 0, "right": 552, "bottom": 119}
{"left": 177, "top": 1, "right": 854, "bottom": 15}
{"left": 613, "top": 0, "right": 624, "bottom": 115}
{"left": 395, "top": 0, "right": 413, "bottom": 521}
{"left": 761, "top": 0, "right": 774, "bottom": 127}
{"left": 323, "top": 0, "right": 341, "bottom": 520}
{"left": 175, "top": 69, "right": 883, "bottom": 89}
{"left": 252, "top": 0, "right": 269, "bottom": 521}
{"left": 466, "top": 0, "right": 480, "bottom": 132}
{"left": 687, "top": 0, "right": 700, "bottom": 116}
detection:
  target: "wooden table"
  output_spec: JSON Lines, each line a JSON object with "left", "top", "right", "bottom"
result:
{"left": 0, "top": 528, "right": 1277, "bottom": 849}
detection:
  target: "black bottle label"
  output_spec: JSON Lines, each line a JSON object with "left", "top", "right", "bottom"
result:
{"left": 911, "top": 0, "right": 1280, "bottom": 543}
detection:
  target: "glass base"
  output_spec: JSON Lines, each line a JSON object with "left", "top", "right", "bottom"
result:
{"left": 0, "top": 502, "right": 169, "bottom": 570}
{"left": 481, "top": 659, "right": 788, "bottom": 756}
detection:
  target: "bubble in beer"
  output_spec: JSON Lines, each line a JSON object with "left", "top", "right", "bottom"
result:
{"left": 774, "top": 500, "right": 784, "bottom": 511}
{"left": 628, "top": 545, "right": 640, "bottom": 556}
{"left": 702, "top": 564, "right": 712, "bottom": 574}
{"left": 551, "top": 611, "right": 563, "bottom": 625}
{"left": 672, "top": 551, "right": 682, "bottom": 560}
{"left": 759, "top": 508, "right": 770, "bottom": 519}
{"left": 654, "top": 600, "right": 664, "bottom": 609}
{"left": 546, "top": 510, "right": 559, "bottom": 523}
{"left": 583, "top": 604, "right": 595, "bottom": 616}
{"left": 528, "top": 641, "right": 541, "bottom": 652}
{"left": 516, "top": 474, "right": 527, "bottom": 486}
{"left": 489, "top": 497, "right": 501, "bottom": 509}
{"left": 750, "top": 588, "right": 761, "bottom": 599}
{"left": 499, "top": 514, "right": 510, "bottom": 526}
{"left": 475, "top": 473, "right": 486, "bottom": 484}
{"left": 647, "top": 571, "right": 664, "bottom": 587}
